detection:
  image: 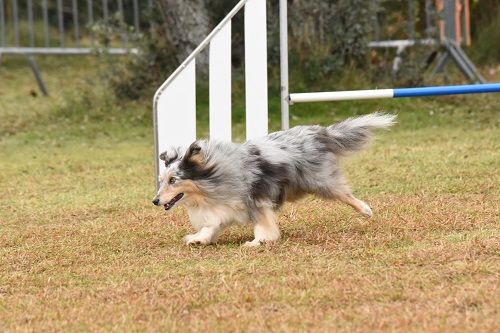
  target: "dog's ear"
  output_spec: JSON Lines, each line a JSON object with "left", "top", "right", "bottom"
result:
{"left": 189, "top": 144, "right": 201, "bottom": 155}
{"left": 159, "top": 147, "right": 181, "bottom": 167}
{"left": 183, "top": 142, "right": 204, "bottom": 166}
{"left": 159, "top": 151, "right": 168, "bottom": 161}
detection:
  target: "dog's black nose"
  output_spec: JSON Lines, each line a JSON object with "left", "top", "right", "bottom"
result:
{"left": 152, "top": 198, "right": 160, "bottom": 206}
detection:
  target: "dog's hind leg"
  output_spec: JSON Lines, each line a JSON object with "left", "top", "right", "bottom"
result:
{"left": 335, "top": 192, "right": 373, "bottom": 218}
{"left": 244, "top": 206, "right": 281, "bottom": 247}
{"left": 323, "top": 179, "right": 373, "bottom": 218}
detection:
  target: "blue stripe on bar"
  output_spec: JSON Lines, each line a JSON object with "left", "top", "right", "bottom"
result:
{"left": 393, "top": 83, "right": 500, "bottom": 98}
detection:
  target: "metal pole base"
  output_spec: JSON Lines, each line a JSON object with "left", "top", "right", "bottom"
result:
{"left": 432, "top": 51, "right": 449, "bottom": 74}
{"left": 26, "top": 55, "right": 49, "bottom": 96}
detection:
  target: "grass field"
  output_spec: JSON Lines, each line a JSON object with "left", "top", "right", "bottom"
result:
{"left": 0, "top": 56, "right": 499, "bottom": 332}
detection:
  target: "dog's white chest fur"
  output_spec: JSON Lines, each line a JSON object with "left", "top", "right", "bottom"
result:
{"left": 186, "top": 203, "right": 248, "bottom": 231}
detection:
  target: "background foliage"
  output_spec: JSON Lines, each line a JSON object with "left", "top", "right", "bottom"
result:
{"left": 102, "top": 0, "right": 499, "bottom": 101}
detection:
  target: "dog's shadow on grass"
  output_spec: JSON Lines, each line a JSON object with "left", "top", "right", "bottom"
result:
{"left": 212, "top": 234, "right": 254, "bottom": 248}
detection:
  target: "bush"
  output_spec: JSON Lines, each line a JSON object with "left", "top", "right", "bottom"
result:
{"left": 471, "top": 3, "right": 500, "bottom": 65}
{"left": 286, "top": 0, "right": 374, "bottom": 81}
{"left": 90, "top": 10, "right": 179, "bottom": 101}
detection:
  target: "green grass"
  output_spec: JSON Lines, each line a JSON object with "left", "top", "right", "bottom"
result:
{"left": 0, "top": 56, "right": 499, "bottom": 332}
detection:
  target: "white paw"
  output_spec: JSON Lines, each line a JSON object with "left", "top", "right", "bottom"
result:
{"left": 184, "top": 234, "right": 211, "bottom": 245}
{"left": 243, "top": 239, "right": 263, "bottom": 247}
{"left": 361, "top": 203, "right": 373, "bottom": 218}
{"left": 242, "top": 238, "right": 279, "bottom": 247}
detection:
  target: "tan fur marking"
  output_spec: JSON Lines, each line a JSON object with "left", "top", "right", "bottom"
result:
{"left": 189, "top": 153, "right": 204, "bottom": 165}
{"left": 177, "top": 180, "right": 206, "bottom": 206}
{"left": 244, "top": 206, "right": 281, "bottom": 246}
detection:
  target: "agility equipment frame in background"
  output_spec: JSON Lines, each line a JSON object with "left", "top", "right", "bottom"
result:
{"left": 0, "top": 0, "right": 145, "bottom": 95}
{"left": 153, "top": 0, "right": 500, "bottom": 188}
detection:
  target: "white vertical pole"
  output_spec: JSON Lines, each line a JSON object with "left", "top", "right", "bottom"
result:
{"left": 245, "top": 0, "right": 268, "bottom": 140}
{"left": 155, "top": 61, "right": 197, "bottom": 179}
{"left": 279, "top": 0, "right": 289, "bottom": 130}
{"left": 209, "top": 22, "right": 232, "bottom": 142}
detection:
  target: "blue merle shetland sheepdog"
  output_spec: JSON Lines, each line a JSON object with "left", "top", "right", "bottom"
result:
{"left": 152, "top": 113, "right": 396, "bottom": 246}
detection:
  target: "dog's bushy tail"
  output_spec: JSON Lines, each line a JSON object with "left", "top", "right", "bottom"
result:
{"left": 327, "top": 112, "right": 396, "bottom": 156}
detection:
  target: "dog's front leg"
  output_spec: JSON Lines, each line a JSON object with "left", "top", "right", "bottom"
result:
{"left": 184, "top": 225, "right": 221, "bottom": 245}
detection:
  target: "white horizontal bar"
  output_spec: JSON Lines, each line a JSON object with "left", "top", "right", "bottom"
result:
{"left": 368, "top": 39, "right": 436, "bottom": 48}
{"left": 289, "top": 89, "right": 394, "bottom": 103}
{"left": 0, "top": 47, "right": 138, "bottom": 55}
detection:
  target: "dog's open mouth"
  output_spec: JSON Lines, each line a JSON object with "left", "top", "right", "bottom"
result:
{"left": 164, "top": 193, "right": 184, "bottom": 210}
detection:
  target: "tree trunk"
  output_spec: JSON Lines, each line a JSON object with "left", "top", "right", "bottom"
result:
{"left": 156, "top": 0, "right": 211, "bottom": 70}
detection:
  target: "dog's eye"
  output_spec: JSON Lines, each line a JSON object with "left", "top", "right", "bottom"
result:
{"left": 169, "top": 177, "right": 176, "bottom": 185}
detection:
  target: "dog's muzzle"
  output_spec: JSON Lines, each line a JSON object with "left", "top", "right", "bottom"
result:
{"left": 157, "top": 193, "right": 184, "bottom": 211}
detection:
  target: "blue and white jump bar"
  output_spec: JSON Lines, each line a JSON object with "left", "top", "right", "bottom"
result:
{"left": 289, "top": 83, "right": 500, "bottom": 103}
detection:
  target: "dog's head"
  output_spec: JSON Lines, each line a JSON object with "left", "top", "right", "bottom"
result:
{"left": 152, "top": 141, "right": 212, "bottom": 211}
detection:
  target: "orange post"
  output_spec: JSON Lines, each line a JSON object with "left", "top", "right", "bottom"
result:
{"left": 455, "top": 0, "right": 462, "bottom": 44}
{"left": 435, "top": 0, "right": 445, "bottom": 42}
{"left": 435, "top": 0, "right": 471, "bottom": 46}
{"left": 464, "top": 0, "right": 471, "bottom": 46}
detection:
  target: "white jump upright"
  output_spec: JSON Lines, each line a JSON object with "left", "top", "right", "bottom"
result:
{"left": 153, "top": 0, "right": 268, "bottom": 185}
{"left": 155, "top": 60, "right": 196, "bottom": 152}
{"left": 244, "top": 0, "right": 268, "bottom": 140}
{"left": 209, "top": 22, "right": 232, "bottom": 141}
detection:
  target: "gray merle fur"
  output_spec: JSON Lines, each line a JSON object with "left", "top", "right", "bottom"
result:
{"left": 160, "top": 113, "right": 396, "bottom": 223}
